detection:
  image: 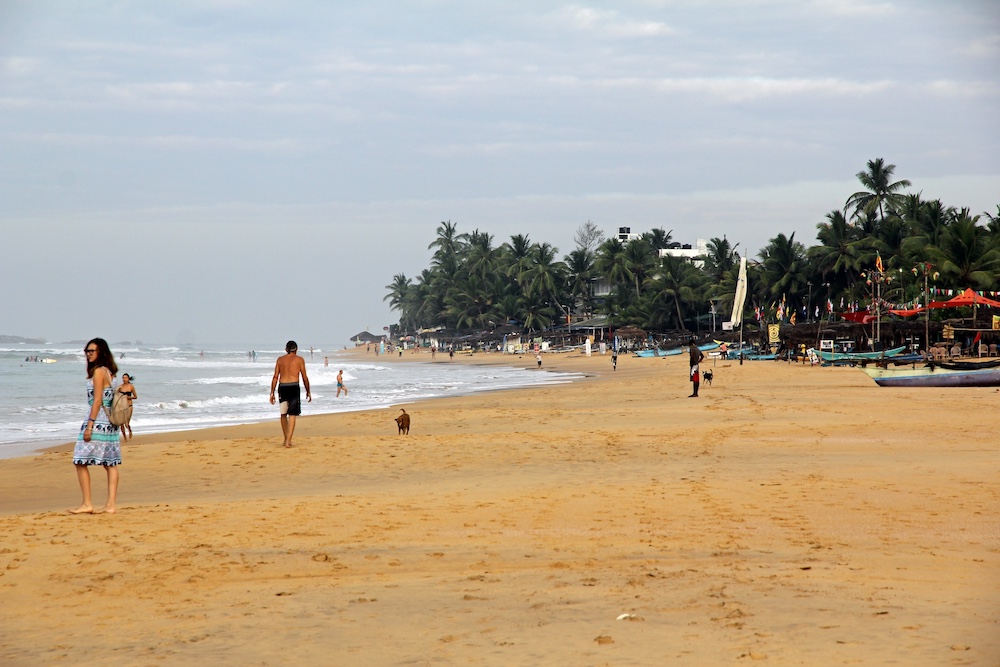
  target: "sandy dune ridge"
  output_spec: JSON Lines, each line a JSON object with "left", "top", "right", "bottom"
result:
{"left": 1, "top": 348, "right": 997, "bottom": 665}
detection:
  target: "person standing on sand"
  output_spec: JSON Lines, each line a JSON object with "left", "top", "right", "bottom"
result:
{"left": 336, "top": 369, "right": 348, "bottom": 397}
{"left": 69, "top": 338, "right": 121, "bottom": 515}
{"left": 118, "top": 373, "right": 137, "bottom": 441}
{"left": 688, "top": 338, "right": 705, "bottom": 398}
{"left": 612, "top": 350, "right": 618, "bottom": 371}
{"left": 269, "top": 341, "right": 311, "bottom": 448}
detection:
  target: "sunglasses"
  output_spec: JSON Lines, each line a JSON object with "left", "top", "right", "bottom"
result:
{"left": 84, "top": 348, "right": 98, "bottom": 354}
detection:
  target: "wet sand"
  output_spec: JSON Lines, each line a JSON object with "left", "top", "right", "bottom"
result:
{"left": 1, "top": 348, "right": 997, "bottom": 665}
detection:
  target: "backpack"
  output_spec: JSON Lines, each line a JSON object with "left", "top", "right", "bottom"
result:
{"left": 101, "top": 369, "right": 131, "bottom": 426}
{"left": 107, "top": 390, "right": 131, "bottom": 427}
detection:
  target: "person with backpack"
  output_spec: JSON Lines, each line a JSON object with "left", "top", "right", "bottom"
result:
{"left": 117, "top": 373, "right": 137, "bottom": 441}
{"left": 69, "top": 338, "right": 121, "bottom": 515}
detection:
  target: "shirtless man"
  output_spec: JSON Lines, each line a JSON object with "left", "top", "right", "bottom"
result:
{"left": 269, "top": 341, "right": 311, "bottom": 448}
{"left": 336, "top": 369, "right": 348, "bottom": 397}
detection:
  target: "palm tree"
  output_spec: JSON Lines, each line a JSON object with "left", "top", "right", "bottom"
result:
{"left": 564, "top": 248, "right": 595, "bottom": 315}
{"left": 846, "top": 158, "right": 912, "bottom": 223}
{"left": 623, "top": 238, "right": 655, "bottom": 299}
{"left": 901, "top": 198, "right": 955, "bottom": 263}
{"left": 428, "top": 220, "right": 464, "bottom": 264}
{"left": 982, "top": 205, "right": 1000, "bottom": 235}
{"left": 443, "top": 273, "right": 494, "bottom": 329}
{"left": 926, "top": 211, "right": 1000, "bottom": 289}
{"left": 594, "top": 238, "right": 630, "bottom": 294}
{"left": 703, "top": 236, "right": 740, "bottom": 284}
{"left": 644, "top": 228, "right": 673, "bottom": 252}
{"left": 644, "top": 254, "right": 703, "bottom": 330}
{"left": 464, "top": 229, "right": 500, "bottom": 280}
{"left": 502, "top": 234, "right": 534, "bottom": 289}
{"left": 758, "top": 232, "right": 809, "bottom": 314}
{"left": 383, "top": 273, "right": 411, "bottom": 310}
{"left": 809, "top": 210, "right": 862, "bottom": 285}
{"left": 522, "top": 242, "right": 569, "bottom": 318}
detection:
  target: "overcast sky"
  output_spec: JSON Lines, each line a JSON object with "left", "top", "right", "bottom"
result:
{"left": 2, "top": 0, "right": 998, "bottom": 347}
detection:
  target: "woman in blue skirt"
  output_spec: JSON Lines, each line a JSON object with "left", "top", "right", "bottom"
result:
{"left": 69, "top": 338, "right": 121, "bottom": 515}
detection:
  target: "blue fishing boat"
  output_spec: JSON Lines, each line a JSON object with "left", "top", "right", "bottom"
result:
{"left": 863, "top": 360, "right": 1000, "bottom": 387}
{"left": 633, "top": 342, "right": 719, "bottom": 358}
{"left": 817, "top": 345, "right": 907, "bottom": 362}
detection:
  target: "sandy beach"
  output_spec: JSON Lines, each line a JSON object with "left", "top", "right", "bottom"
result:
{"left": 1, "top": 348, "right": 997, "bottom": 666}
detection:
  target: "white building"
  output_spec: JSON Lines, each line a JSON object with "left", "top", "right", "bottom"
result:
{"left": 659, "top": 238, "right": 709, "bottom": 268}
{"left": 592, "top": 233, "right": 709, "bottom": 296}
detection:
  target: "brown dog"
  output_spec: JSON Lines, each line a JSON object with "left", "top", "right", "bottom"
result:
{"left": 395, "top": 408, "right": 410, "bottom": 435}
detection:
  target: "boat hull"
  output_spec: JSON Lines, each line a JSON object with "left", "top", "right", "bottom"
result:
{"left": 818, "top": 345, "right": 907, "bottom": 362}
{"left": 633, "top": 343, "right": 719, "bottom": 358}
{"left": 863, "top": 366, "right": 1000, "bottom": 387}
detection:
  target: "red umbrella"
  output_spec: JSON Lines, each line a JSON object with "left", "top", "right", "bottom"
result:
{"left": 939, "top": 288, "right": 1000, "bottom": 309}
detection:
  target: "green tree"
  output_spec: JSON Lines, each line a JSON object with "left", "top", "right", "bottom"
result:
{"left": 926, "top": 211, "right": 1000, "bottom": 289}
{"left": 846, "top": 158, "right": 912, "bottom": 223}
{"left": 759, "top": 232, "right": 809, "bottom": 314}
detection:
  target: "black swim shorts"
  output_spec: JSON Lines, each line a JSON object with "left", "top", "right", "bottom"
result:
{"left": 277, "top": 382, "right": 301, "bottom": 416}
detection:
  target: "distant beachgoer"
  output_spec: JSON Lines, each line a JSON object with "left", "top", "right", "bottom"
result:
{"left": 117, "top": 373, "right": 137, "bottom": 441}
{"left": 324, "top": 356, "right": 329, "bottom": 367}
{"left": 431, "top": 346, "right": 436, "bottom": 359}
{"left": 336, "top": 370, "right": 348, "bottom": 397}
{"left": 536, "top": 353, "right": 542, "bottom": 368}
{"left": 688, "top": 338, "right": 705, "bottom": 398}
{"left": 269, "top": 341, "right": 311, "bottom": 448}
{"left": 69, "top": 337, "right": 121, "bottom": 515}
{"left": 612, "top": 351, "right": 618, "bottom": 371}
{"left": 449, "top": 347, "right": 454, "bottom": 361}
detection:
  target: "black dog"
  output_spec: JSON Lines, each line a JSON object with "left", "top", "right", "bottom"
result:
{"left": 702, "top": 369, "right": 713, "bottom": 386}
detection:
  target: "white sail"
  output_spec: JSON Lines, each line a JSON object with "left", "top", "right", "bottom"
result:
{"left": 729, "top": 256, "right": 747, "bottom": 328}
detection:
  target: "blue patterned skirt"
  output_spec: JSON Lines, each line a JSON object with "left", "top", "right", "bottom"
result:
{"left": 73, "top": 417, "right": 121, "bottom": 466}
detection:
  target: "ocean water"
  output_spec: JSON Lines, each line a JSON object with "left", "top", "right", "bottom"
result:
{"left": 0, "top": 343, "right": 583, "bottom": 460}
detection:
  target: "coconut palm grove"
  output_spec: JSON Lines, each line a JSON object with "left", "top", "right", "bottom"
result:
{"left": 384, "top": 159, "right": 1000, "bottom": 349}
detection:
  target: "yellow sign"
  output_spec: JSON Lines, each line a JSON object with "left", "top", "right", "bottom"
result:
{"left": 768, "top": 324, "right": 781, "bottom": 344}
{"left": 994, "top": 315, "right": 1000, "bottom": 330}
{"left": 943, "top": 324, "right": 954, "bottom": 340}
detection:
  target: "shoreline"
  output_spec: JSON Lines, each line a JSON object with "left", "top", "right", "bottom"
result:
{"left": 1, "top": 347, "right": 997, "bottom": 665}
{"left": 14, "top": 347, "right": 596, "bottom": 462}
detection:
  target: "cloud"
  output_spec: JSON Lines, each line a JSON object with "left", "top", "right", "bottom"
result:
{"left": 17, "top": 132, "right": 305, "bottom": 154}
{"left": 922, "top": 79, "right": 1000, "bottom": 98}
{"left": 964, "top": 33, "right": 1000, "bottom": 59}
{"left": 1, "top": 56, "right": 41, "bottom": 76}
{"left": 552, "top": 5, "right": 678, "bottom": 38}
{"left": 808, "top": 0, "right": 895, "bottom": 17}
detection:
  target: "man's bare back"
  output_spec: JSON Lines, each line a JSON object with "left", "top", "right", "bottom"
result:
{"left": 274, "top": 353, "right": 308, "bottom": 384}
{"left": 269, "top": 341, "right": 311, "bottom": 448}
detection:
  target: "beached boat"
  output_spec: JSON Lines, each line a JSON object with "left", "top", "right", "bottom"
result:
{"left": 732, "top": 352, "right": 777, "bottom": 361}
{"left": 633, "top": 342, "right": 719, "bottom": 358}
{"left": 818, "top": 345, "right": 907, "bottom": 362}
{"left": 862, "top": 361, "right": 1000, "bottom": 387}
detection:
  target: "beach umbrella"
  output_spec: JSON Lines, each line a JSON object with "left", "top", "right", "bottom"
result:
{"left": 940, "top": 288, "right": 1000, "bottom": 309}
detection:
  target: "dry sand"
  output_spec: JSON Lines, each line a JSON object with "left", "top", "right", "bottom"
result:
{"left": 1, "top": 348, "right": 997, "bottom": 666}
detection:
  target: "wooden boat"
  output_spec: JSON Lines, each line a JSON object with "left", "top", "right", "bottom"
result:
{"left": 862, "top": 361, "right": 1000, "bottom": 387}
{"left": 818, "top": 345, "right": 906, "bottom": 362}
{"left": 633, "top": 342, "right": 719, "bottom": 358}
